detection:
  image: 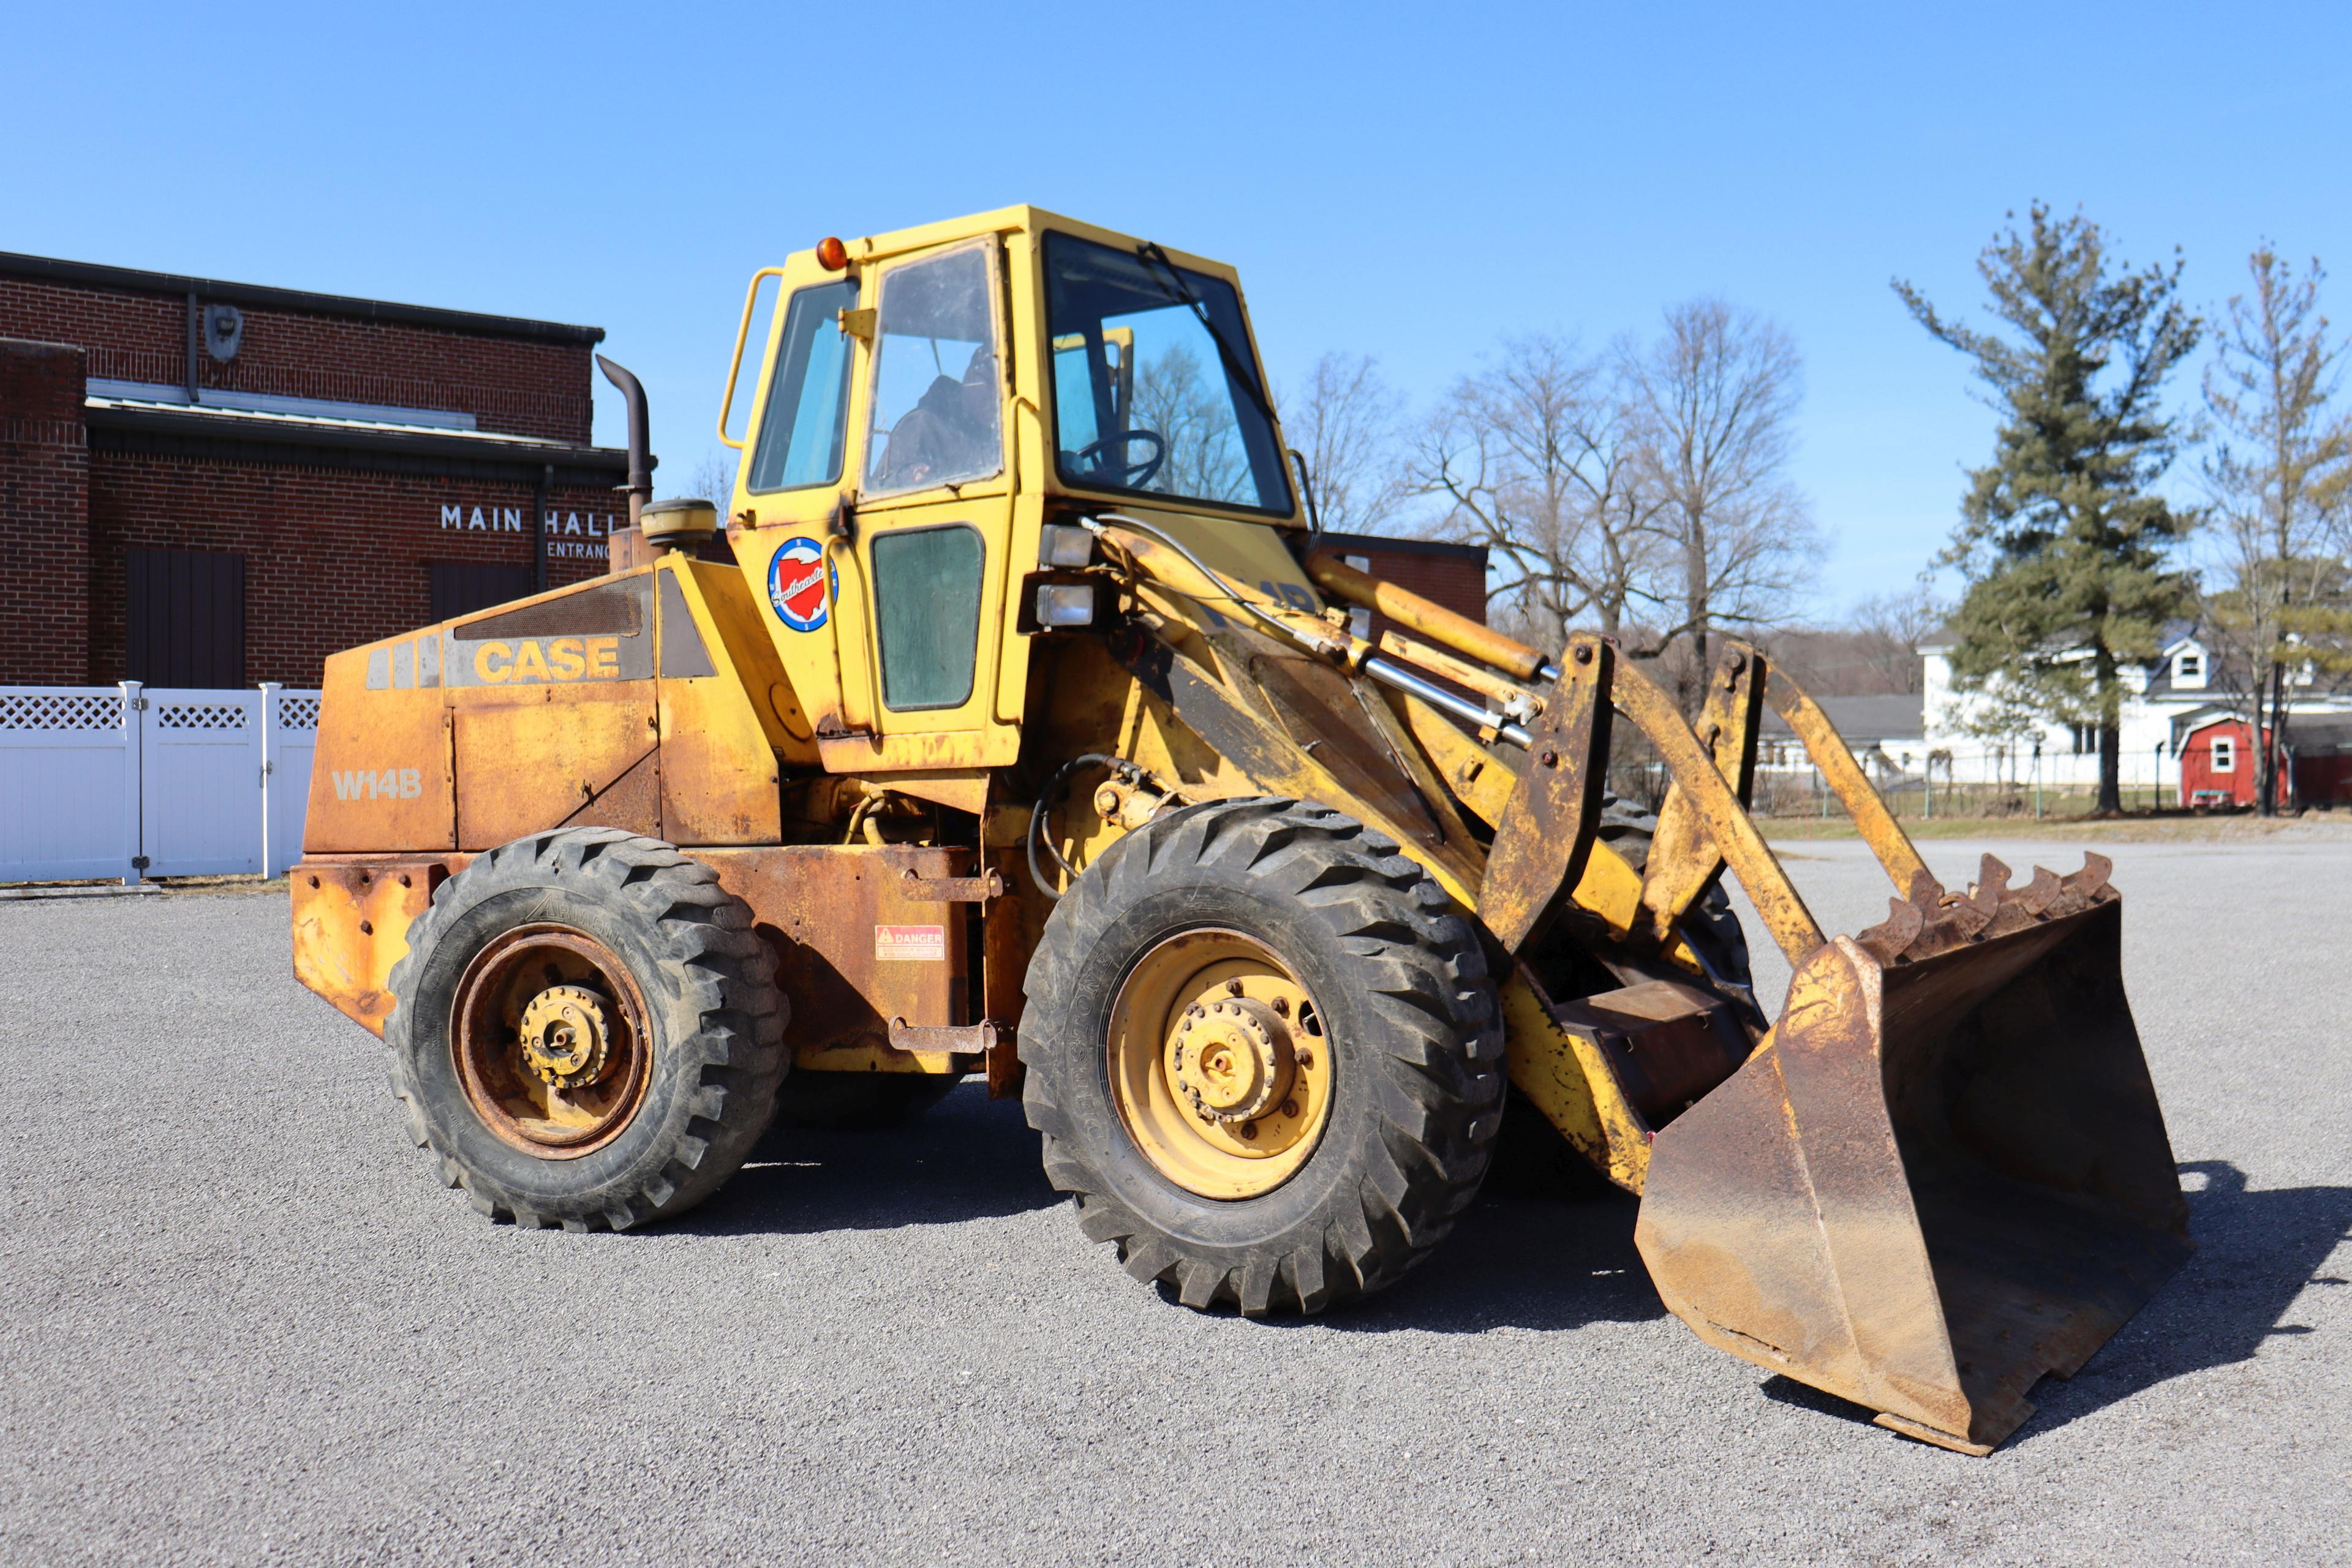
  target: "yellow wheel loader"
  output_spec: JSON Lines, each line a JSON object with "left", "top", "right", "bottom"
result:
{"left": 290, "top": 207, "right": 2188, "bottom": 1454}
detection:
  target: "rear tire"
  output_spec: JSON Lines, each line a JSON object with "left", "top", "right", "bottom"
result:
{"left": 384, "top": 827, "right": 787, "bottom": 1231}
{"left": 1020, "top": 798, "right": 1504, "bottom": 1316}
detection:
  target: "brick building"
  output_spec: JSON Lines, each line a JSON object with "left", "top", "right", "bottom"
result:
{"left": 0, "top": 251, "right": 636, "bottom": 688}
{"left": 1319, "top": 530, "right": 1489, "bottom": 631}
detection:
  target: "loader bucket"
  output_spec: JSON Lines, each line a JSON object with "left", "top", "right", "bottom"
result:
{"left": 1633, "top": 856, "right": 2191, "bottom": 1454}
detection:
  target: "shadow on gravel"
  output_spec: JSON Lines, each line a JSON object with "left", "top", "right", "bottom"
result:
{"left": 679, "top": 1084, "right": 1060, "bottom": 1238}
{"left": 1312, "top": 1185, "right": 1671, "bottom": 1335}
{"left": 2008, "top": 1159, "right": 2352, "bottom": 1444}
{"left": 1754, "top": 1161, "right": 2352, "bottom": 1448}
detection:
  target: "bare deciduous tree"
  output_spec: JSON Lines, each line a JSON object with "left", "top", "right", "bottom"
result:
{"left": 685, "top": 453, "right": 737, "bottom": 511}
{"left": 1764, "top": 585, "right": 1944, "bottom": 696}
{"left": 1277, "top": 352, "right": 1406, "bottom": 532}
{"left": 2201, "top": 247, "right": 2352, "bottom": 813}
{"left": 1403, "top": 334, "right": 1677, "bottom": 652}
{"left": 1626, "top": 299, "right": 1822, "bottom": 686}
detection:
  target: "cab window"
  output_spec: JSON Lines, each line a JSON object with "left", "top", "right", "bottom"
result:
{"left": 865, "top": 242, "right": 1004, "bottom": 497}
{"left": 1042, "top": 232, "right": 1292, "bottom": 514}
{"left": 872, "top": 524, "right": 985, "bottom": 710}
{"left": 747, "top": 280, "right": 858, "bottom": 492}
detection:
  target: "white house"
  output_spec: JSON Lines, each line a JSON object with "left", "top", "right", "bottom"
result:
{"left": 1918, "top": 624, "right": 2352, "bottom": 797}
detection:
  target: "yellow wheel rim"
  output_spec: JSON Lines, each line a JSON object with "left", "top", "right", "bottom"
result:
{"left": 1106, "top": 929, "right": 1334, "bottom": 1199}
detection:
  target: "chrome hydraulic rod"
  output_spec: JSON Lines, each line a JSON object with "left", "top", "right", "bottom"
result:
{"left": 1362, "top": 656, "right": 1534, "bottom": 749}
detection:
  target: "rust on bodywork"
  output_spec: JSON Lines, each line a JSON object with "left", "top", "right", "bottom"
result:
{"left": 1480, "top": 633, "right": 1614, "bottom": 955}
{"left": 1638, "top": 643, "right": 1766, "bottom": 946}
{"left": 290, "top": 854, "right": 468, "bottom": 1034}
{"left": 1635, "top": 859, "right": 2188, "bottom": 1455}
{"left": 698, "top": 845, "right": 981, "bottom": 1075}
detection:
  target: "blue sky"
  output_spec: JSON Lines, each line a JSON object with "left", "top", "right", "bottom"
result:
{"left": 11, "top": 2, "right": 2347, "bottom": 622}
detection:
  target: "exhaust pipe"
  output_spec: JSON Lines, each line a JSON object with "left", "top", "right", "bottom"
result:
{"left": 596, "top": 355, "right": 654, "bottom": 529}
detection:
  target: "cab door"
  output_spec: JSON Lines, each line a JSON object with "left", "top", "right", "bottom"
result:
{"left": 832, "top": 236, "right": 1019, "bottom": 775}
{"left": 726, "top": 252, "right": 862, "bottom": 756}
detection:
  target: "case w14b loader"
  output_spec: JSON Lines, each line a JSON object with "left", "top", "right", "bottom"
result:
{"left": 290, "top": 207, "right": 2188, "bottom": 1454}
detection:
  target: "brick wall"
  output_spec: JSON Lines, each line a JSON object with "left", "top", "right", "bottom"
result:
{"left": 0, "top": 337, "right": 90, "bottom": 684}
{"left": 1349, "top": 545, "right": 1487, "bottom": 625}
{"left": 85, "top": 452, "right": 626, "bottom": 685}
{"left": 0, "top": 276, "right": 594, "bottom": 441}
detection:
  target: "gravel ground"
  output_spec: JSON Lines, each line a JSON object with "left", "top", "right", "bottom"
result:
{"left": 2, "top": 836, "right": 2347, "bottom": 1566}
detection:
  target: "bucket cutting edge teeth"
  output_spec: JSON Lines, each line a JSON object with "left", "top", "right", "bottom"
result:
{"left": 1850, "top": 853, "right": 2119, "bottom": 965}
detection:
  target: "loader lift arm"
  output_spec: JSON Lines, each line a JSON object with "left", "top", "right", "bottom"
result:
{"left": 1301, "top": 549, "right": 2190, "bottom": 1458}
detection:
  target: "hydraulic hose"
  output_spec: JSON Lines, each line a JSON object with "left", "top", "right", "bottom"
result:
{"left": 1085, "top": 513, "right": 1537, "bottom": 749}
{"left": 1026, "top": 753, "right": 1139, "bottom": 901}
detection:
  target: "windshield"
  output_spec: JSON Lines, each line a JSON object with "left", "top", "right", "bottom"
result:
{"left": 1043, "top": 232, "right": 1294, "bottom": 515}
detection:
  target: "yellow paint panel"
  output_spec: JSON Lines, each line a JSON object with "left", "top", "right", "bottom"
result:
{"left": 452, "top": 686, "right": 657, "bottom": 849}
{"left": 304, "top": 645, "right": 452, "bottom": 854}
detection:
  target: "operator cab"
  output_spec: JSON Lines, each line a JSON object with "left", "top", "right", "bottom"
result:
{"left": 714, "top": 207, "right": 1321, "bottom": 778}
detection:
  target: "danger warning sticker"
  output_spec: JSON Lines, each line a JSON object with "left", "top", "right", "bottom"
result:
{"left": 874, "top": 924, "right": 947, "bottom": 962}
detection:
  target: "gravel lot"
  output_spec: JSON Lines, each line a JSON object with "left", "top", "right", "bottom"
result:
{"left": 4, "top": 835, "right": 2348, "bottom": 1566}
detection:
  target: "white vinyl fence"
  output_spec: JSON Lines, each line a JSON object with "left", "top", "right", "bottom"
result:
{"left": 0, "top": 684, "right": 319, "bottom": 884}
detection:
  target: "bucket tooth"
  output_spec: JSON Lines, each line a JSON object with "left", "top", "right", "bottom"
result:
{"left": 1912, "top": 884, "right": 1994, "bottom": 960}
{"left": 1855, "top": 896, "right": 1925, "bottom": 966}
{"left": 2064, "top": 851, "right": 2116, "bottom": 903}
{"left": 2016, "top": 867, "right": 2065, "bottom": 917}
{"left": 1972, "top": 856, "right": 2041, "bottom": 939}
{"left": 1966, "top": 855, "right": 2011, "bottom": 914}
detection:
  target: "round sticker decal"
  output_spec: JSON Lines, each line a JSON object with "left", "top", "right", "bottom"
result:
{"left": 767, "top": 537, "right": 836, "bottom": 633}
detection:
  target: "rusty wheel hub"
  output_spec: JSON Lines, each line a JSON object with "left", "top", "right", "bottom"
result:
{"left": 518, "top": 984, "right": 612, "bottom": 1090}
{"left": 451, "top": 925, "right": 652, "bottom": 1158}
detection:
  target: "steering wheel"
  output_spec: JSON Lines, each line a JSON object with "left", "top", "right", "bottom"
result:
{"left": 1073, "top": 429, "right": 1167, "bottom": 488}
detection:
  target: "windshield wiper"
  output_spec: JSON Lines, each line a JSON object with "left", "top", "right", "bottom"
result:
{"left": 1134, "top": 241, "right": 1280, "bottom": 429}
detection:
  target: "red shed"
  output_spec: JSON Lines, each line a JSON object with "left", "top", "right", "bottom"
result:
{"left": 2177, "top": 714, "right": 2287, "bottom": 809}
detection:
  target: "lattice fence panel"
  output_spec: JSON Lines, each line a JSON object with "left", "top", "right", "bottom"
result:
{"left": 154, "top": 701, "right": 251, "bottom": 731}
{"left": 0, "top": 692, "right": 122, "bottom": 732}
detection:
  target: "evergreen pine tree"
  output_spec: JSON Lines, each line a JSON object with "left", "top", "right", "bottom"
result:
{"left": 1896, "top": 204, "right": 2203, "bottom": 813}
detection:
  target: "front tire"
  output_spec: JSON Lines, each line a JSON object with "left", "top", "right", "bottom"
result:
{"left": 384, "top": 827, "right": 788, "bottom": 1231}
{"left": 1020, "top": 799, "right": 1504, "bottom": 1315}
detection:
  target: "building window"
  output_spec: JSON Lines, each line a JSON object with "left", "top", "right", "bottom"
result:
{"left": 2211, "top": 736, "right": 2236, "bottom": 773}
{"left": 2174, "top": 650, "right": 2204, "bottom": 682}
{"left": 126, "top": 547, "right": 245, "bottom": 688}
{"left": 428, "top": 562, "right": 533, "bottom": 622}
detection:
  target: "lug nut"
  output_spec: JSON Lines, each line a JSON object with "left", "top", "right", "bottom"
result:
{"left": 1238, "top": 1121, "right": 1257, "bottom": 1141}
{"left": 1294, "top": 1049, "right": 1314, "bottom": 1069}
{"left": 1272, "top": 996, "right": 1290, "bottom": 1018}
{"left": 1226, "top": 978, "right": 1245, "bottom": 997}
{"left": 1281, "top": 1098, "right": 1299, "bottom": 1117}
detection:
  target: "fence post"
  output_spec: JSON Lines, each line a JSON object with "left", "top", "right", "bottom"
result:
{"left": 119, "top": 680, "right": 144, "bottom": 886}
{"left": 258, "top": 682, "right": 283, "bottom": 878}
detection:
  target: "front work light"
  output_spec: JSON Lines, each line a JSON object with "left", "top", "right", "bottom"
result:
{"left": 1039, "top": 522, "right": 1095, "bottom": 568}
{"left": 1033, "top": 582, "right": 1098, "bottom": 627}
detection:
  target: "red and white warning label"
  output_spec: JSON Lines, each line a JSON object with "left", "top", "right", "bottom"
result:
{"left": 874, "top": 924, "right": 947, "bottom": 962}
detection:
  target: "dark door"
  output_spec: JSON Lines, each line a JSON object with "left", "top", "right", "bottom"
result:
{"left": 427, "top": 562, "right": 533, "bottom": 622}
{"left": 126, "top": 548, "right": 245, "bottom": 687}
